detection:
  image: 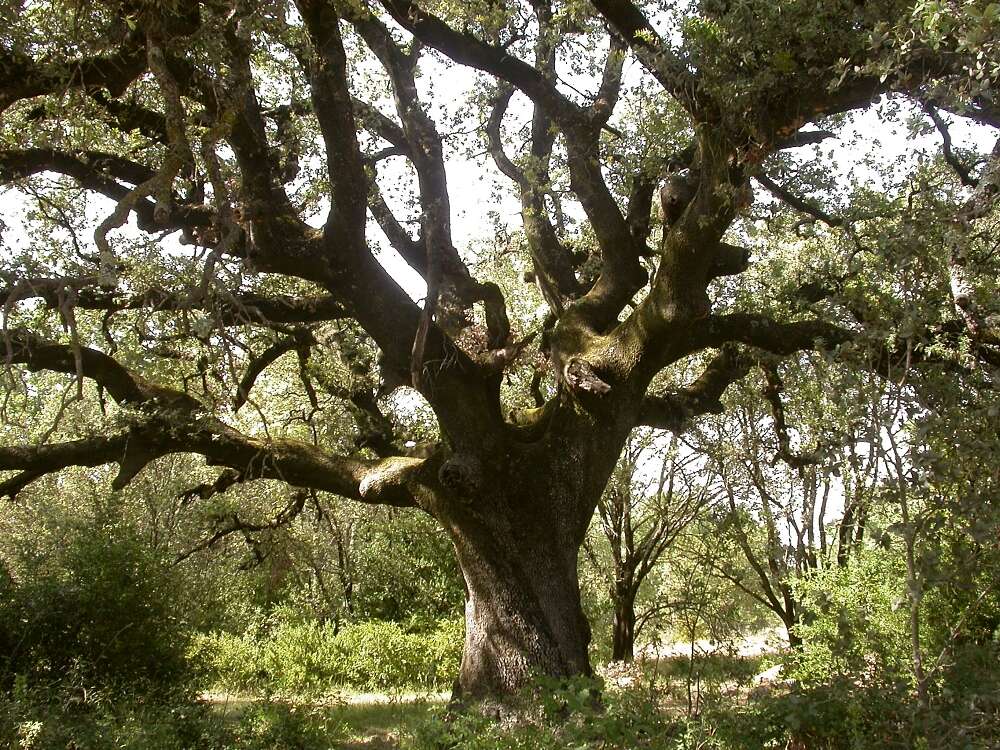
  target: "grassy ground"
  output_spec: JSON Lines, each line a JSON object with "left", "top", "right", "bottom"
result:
{"left": 3, "top": 651, "right": 772, "bottom": 749}
{"left": 203, "top": 689, "right": 446, "bottom": 749}
{"left": 335, "top": 699, "right": 436, "bottom": 748}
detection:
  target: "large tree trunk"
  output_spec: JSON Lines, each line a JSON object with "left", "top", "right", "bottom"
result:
{"left": 451, "top": 514, "right": 593, "bottom": 697}
{"left": 431, "top": 416, "right": 630, "bottom": 698}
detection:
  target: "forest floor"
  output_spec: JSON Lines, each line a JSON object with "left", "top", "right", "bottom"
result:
{"left": 201, "top": 689, "right": 447, "bottom": 748}
{"left": 197, "top": 631, "right": 787, "bottom": 748}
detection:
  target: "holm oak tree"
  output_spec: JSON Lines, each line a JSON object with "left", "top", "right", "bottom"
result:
{"left": 1, "top": 0, "right": 998, "bottom": 697}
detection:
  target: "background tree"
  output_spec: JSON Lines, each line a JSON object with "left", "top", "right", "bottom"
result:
{"left": 684, "top": 369, "right": 842, "bottom": 649}
{"left": 584, "top": 429, "right": 709, "bottom": 662}
{"left": 1, "top": 0, "right": 998, "bottom": 699}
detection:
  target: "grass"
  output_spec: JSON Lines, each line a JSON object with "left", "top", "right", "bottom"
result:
{"left": 336, "top": 698, "right": 437, "bottom": 745}
{"left": 202, "top": 688, "right": 444, "bottom": 748}
{"left": 653, "top": 652, "right": 766, "bottom": 683}
{"left": 4, "top": 654, "right": 765, "bottom": 750}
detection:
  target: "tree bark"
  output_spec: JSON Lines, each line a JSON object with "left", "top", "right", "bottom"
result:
{"left": 450, "top": 516, "right": 593, "bottom": 697}
{"left": 430, "top": 414, "right": 629, "bottom": 698}
{"left": 785, "top": 617, "right": 803, "bottom": 650}
{"left": 610, "top": 586, "right": 637, "bottom": 662}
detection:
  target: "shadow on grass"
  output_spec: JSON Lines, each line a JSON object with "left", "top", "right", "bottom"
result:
{"left": 203, "top": 690, "right": 444, "bottom": 748}
{"left": 336, "top": 697, "right": 439, "bottom": 739}
{"left": 652, "top": 652, "right": 766, "bottom": 683}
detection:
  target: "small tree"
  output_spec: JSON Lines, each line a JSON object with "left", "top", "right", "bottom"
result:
{"left": 585, "top": 430, "right": 709, "bottom": 661}
{"left": 685, "top": 368, "right": 851, "bottom": 648}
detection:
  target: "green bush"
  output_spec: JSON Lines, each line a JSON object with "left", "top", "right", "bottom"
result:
{"left": 196, "top": 617, "right": 464, "bottom": 695}
{"left": 331, "top": 620, "right": 426, "bottom": 691}
{"left": 790, "top": 548, "right": 911, "bottom": 687}
{"left": 188, "top": 630, "right": 266, "bottom": 694}
{"left": 1, "top": 516, "right": 192, "bottom": 695}
{"left": 406, "top": 675, "right": 681, "bottom": 750}
{"left": 916, "top": 640, "right": 1000, "bottom": 750}
{"left": 222, "top": 701, "right": 349, "bottom": 750}
{"left": 687, "top": 679, "right": 912, "bottom": 750}
{"left": 348, "top": 511, "right": 466, "bottom": 624}
{"left": 0, "top": 684, "right": 347, "bottom": 750}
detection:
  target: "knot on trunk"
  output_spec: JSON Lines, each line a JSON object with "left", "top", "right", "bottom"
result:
{"left": 564, "top": 358, "right": 611, "bottom": 396}
{"left": 439, "top": 453, "right": 483, "bottom": 497}
{"left": 660, "top": 172, "right": 697, "bottom": 226}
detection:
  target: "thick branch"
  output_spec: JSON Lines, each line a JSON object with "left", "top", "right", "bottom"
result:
{"left": 486, "top": 86, "right": 580, "bottom": 308}
{"left": 563, "top": 119, "right": 648, "bottom": 323}
{"left": 0, "top": 276, "right": 349, "bottom": 330}
{"left": 944, "top": 138, "right": 1000, "bottom": 337}
{"left": 4, "top": 328, "right": 200, "bottom": 409}
{"left": 1, "top": 332, "right": 424, "bottom": 504}
{"left": 589, "top": 0, "right": 706, "bottom": 116}
{"left": 639, "top": 346, "right": 751, "bottom": 431}
{"left": 0, "top": 32, "right": 147, "bottom": 114}
{"left": 702, "top": 314, "right": 852, "bottom": 354}
{"left": 367, "top": 180, "right": 426, "bottom": 271}
{"left": 0, "top": 148, "right": 214, "bottom": 233}
{"left": 0, "top": 420, "right": 424, "bottom": 507}
{"left": 924, "top": 103, "right": 977, "bottom": 188}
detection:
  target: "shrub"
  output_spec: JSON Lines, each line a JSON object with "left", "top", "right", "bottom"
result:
{"left": 196, "top": 617, "right": 464, "bottom": 695}
{"left": 331, "top": 620, "right": 426, "bottom": 690}
{"left": 187, "top": 630, "right": 266, "bottom": 694}
{"left": 406, "top": 674, "right": 683, "bottom": 750}
{"left": 0, "top": 684, "right": 347, "bottom": 750}
{"left": 790, "top": 548, "right": 911, "bottom": 687}
{"left": 223, "top": 701, "right": 349, "bottom": 750}
{"left": 686, "top": 649, "right": 1000, "bottom": 750}
{"left": 1, "top": 517, "right": 192, "bottom": 695}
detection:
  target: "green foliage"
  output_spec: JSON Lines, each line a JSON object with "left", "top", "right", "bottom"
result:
{"left": 929, "top": 640, "right": 1000, "bottom": 748}
{"left": 0, "top": 693, "right": 221, "bottom": 750}
{"left": 407, "top": 675, "right": 681, "bottom": 750}
{"left": 195, "top": 617, "right": 464, "bottom": 695}
{"left": 220, "top": 701, "right": 349, "bottom": 750}
{"left": 251, "top": 499, "right": 465, "bottom": 629}
{"left": 776, "top": 531, "right": 1000, "bottom": 748}
{"left": 791, "top": 548, "right": 911, "bottom": 685}
{"left": 650, "top": 516, "right": 774, "bottom": 646}
{"left": 347, "top": 509, "right": 465, "bottom": 625}
{"left": 689, "top": 680, "right": 913, "bottom": 750}
{"left": 0, "top": 513, "right": 192, "bottom": 695}
{"left": 655, "top": 652, "right": 765, "bottom": 685}
{"left": 405, "top": 662, "right": 1000, "bottom": 750}
{"left": 680, "top": 0, "right": 912, "bottom": 128}
{"left": 683, "top": 663, "right": 998, "bottom": 750}
{"left": 0, "top": 686, "right": 349, "bottom": 750}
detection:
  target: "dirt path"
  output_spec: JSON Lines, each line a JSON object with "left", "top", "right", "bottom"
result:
{"left": 342, "top": 691, "right": 449, "bottom": 705}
